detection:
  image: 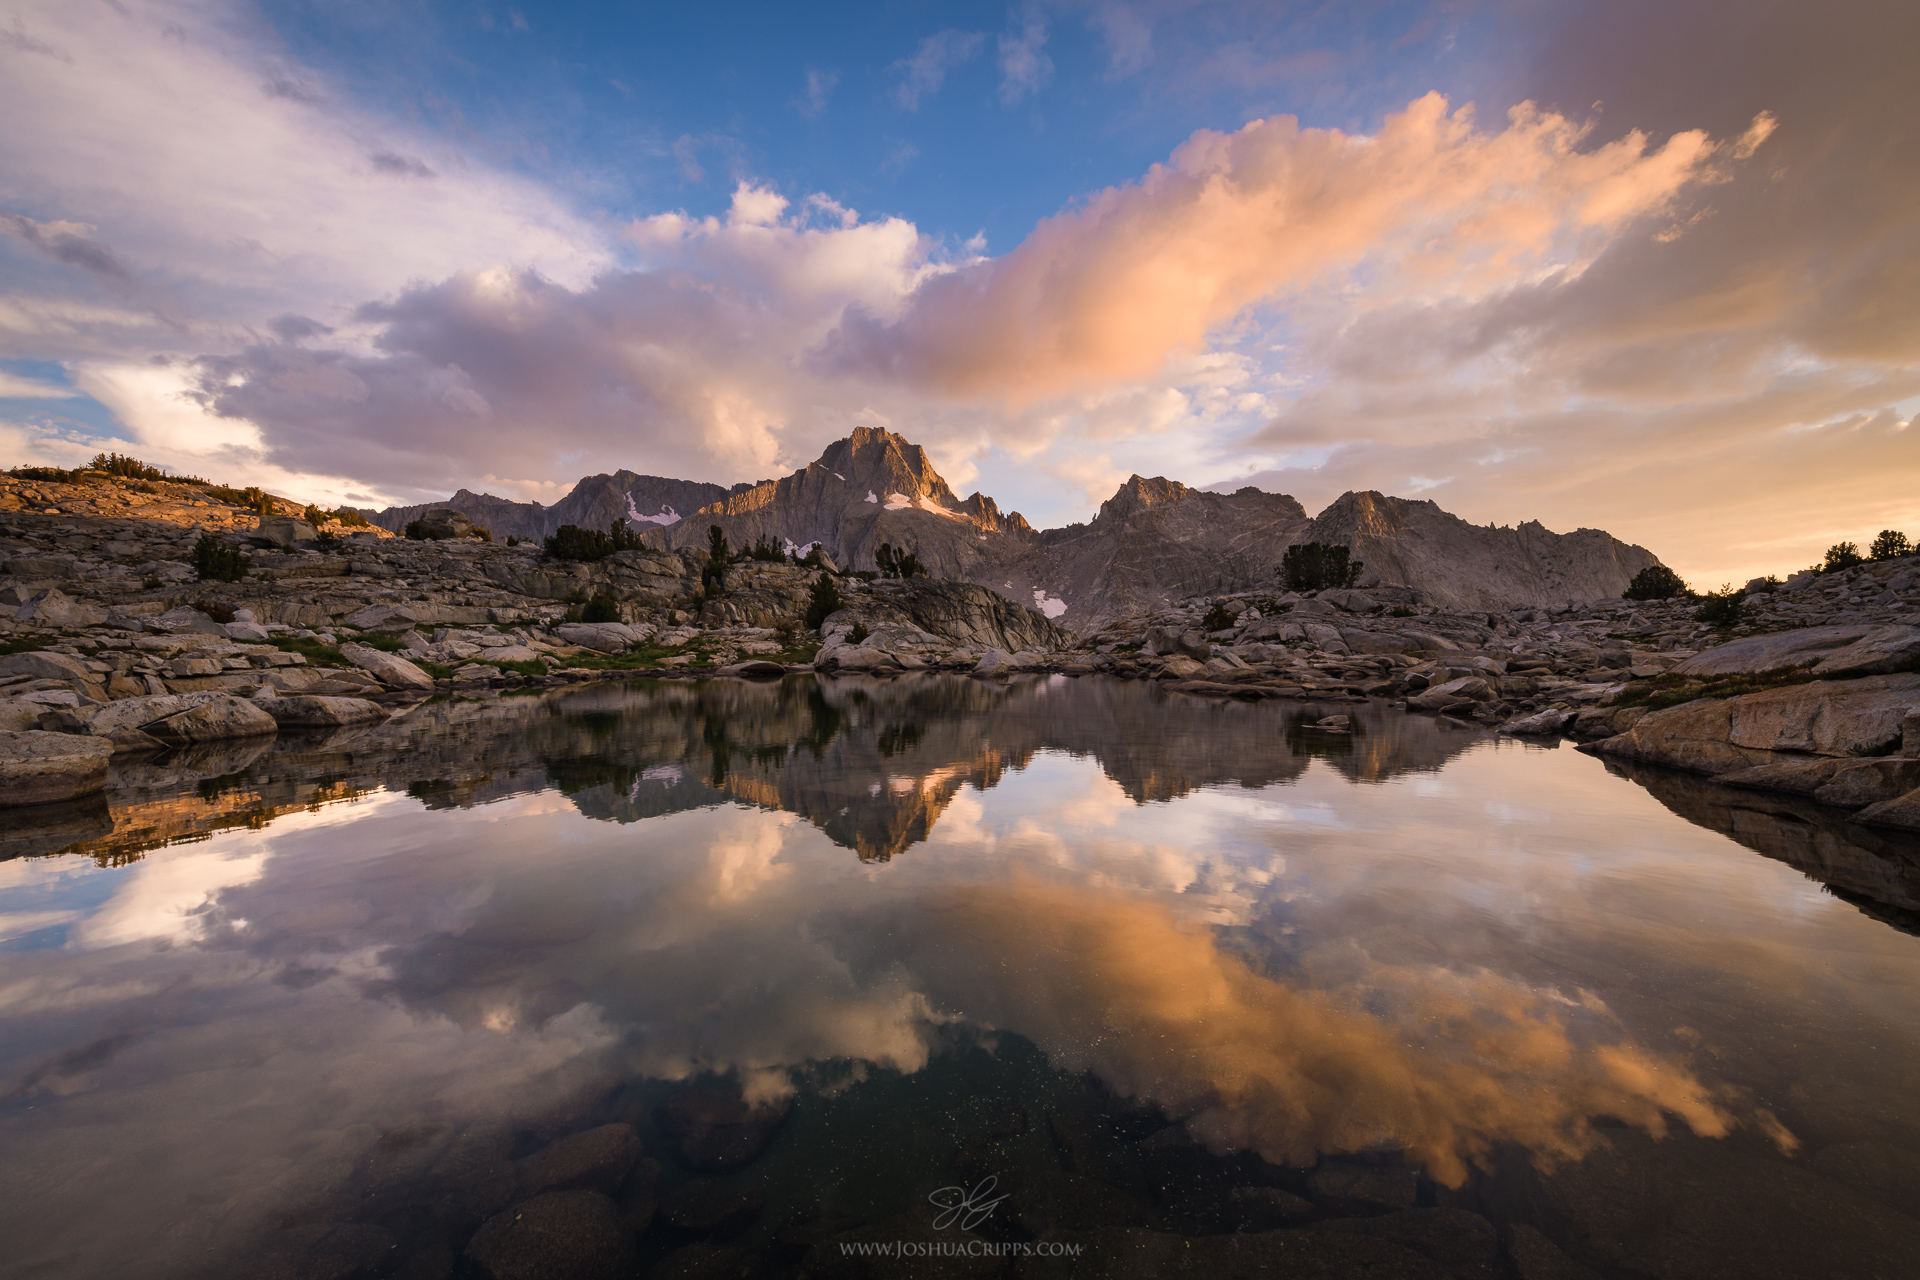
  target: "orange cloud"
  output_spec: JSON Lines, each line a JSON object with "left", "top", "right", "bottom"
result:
{"left": 922, "top": 880, "right": 1780, "bottom": 1187}
{"left": 825, "top": 93, "right": 1745, "bottom": 402}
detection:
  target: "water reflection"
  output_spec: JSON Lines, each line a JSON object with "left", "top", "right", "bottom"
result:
{"left": 2, "top": 675, "right": 1919, "bottom": 1279}
{"left": 9, "top": 674, "right": 1489, "bottom": 868}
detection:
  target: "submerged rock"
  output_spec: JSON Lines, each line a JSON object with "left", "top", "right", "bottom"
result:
{"left": 464, "top": 1190, "right": 634, "bottom": 1280}
{"left": 339, "top": 643, "right": 437, "bottom": 690}
{"left": 657, "top": 1083, "right": 791, "bottom": 1173}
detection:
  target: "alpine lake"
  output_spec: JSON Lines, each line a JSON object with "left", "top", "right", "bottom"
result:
{"left": 3, "top": 673, "right": 1919, "bottom": 1280}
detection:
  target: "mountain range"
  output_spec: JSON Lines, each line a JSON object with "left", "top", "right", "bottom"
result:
{"left": 367, "top": 427, "right": 1661, "bottom": 626}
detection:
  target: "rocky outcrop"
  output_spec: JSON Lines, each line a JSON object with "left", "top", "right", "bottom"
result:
{"left": 1300, "top": 491, "right": 1662, "bottom": 614}
{"left": 1594, "top": 675, "right": 1919, "bottom": 775}
{"left": 0, "top": 729, "right": 113, "bottom": 805}
{"left": 367, "top": 471, "right": 748, "bottom": 541}
{"left": 1031, "top": 478, "right": 1312, "bottom": 628}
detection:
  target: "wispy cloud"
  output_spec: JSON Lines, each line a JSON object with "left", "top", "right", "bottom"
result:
{"left": 796, "top": 67, "right": 838, "bottom": 118}
{"left": 892, "top": 29, "right": 984, "bottom": 110}
{"left": 997, "top": 17, "right": 1053, "bottom": 105}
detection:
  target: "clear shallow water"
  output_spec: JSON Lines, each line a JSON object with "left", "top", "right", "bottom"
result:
{"left": 1, "top": 674, "right": 1918, "bottom": 1279}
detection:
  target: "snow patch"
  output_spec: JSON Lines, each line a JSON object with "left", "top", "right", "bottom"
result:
{"left": 866, "top": 491, "right": 879, "bottom": 503}
{"left": 625, "top": 493, "right": 681, "bottom": 526}
{"left": 781, "top": 537, "right": 821, "bottom": 558}
{"left": 1032, "top": 589, "right": 1069, "bottom": 619}
{"left": 832, "top": 472, "right": 845, "bottom": 481}
{"left": 883, "top": 492, "right": 971, "bottom": 521}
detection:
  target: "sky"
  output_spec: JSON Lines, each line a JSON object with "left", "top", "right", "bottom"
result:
{"left": 2, "top": 0, "right": 1915, "bottom": 586}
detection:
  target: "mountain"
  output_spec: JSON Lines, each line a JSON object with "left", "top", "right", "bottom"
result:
{"left": 365, "top": 471, "right": 754, "bottom": 540}
{"left": 372, "top": 429, "right": 1665, "bottom": 626}
{"left": 1301, "top": 491, "right": 1661, "bottom": 614}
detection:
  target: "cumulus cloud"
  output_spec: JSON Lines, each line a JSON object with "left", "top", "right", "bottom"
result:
{"left": 824, "top": 92, "right": 1736, "bottom": 400}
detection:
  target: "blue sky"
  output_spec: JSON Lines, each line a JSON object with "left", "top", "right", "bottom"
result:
{"left": 1, "top": 0, "right": 1915, "bottom": 584}
{"left": 254, "top": 0, "right": 1495, "bottom": 252}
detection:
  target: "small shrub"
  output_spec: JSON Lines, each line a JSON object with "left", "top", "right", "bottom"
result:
{"left": 581, "top": 590, "right": 620, "bottom": 623}
{"left": 1390, "top": 605, "right": 1417, "bottom": 618}
{"left": 333, "top": 506, "right": 371, "bottom": 528}
{"left": 1869, "top": 529, "right": 1912, "bottom": 561}
{"left": 192, "top": 599, "right": 237, "bottom": 624}
{"left": 847, "top": 621, "right": 871, "bottom": 644}
{"left": 544, "top": 521, "right": 642, "bottom": 562}
{"left": 191, "top": 533, "right": 247, "bottom": 582}
{"left": 1278, "top": 542, "right": 1363, "bottom": 591}
{"left": 303, "top": 503, "right": 326, "bottom": 527}
{"left": 314, "top": 529, "right": 342, "bottom": 552}
{"left": 804, "top": 573, "right": 844, "bottom": 630}
{"left": 747, "top": 536, "right": 784, "bottom": 562}
{"left": 505, "top": 535, "right": 519, "bottom": 547}
{"left": 7, "top": 465, "right": 74, "bottom": 483}
{"left": 1823, "top": 542, "right": 1865, "bottom": 573}
{"left": 142, "top": 575, "right": 162, "bottom": 589}
{"left": 1625, "top": 564, "right": 1688, "bottom": 600}
{"left": 1202, "top": 604, "right": 1236, "bottom": 631}
{"left": 1694, "top": 585, "right": 1744, "bottom": 627}
{"left": 702, "top": 525, "right": 730, "bottom": 593}
{"left": 88, "top": 451, "right": 169, "bottom": 481}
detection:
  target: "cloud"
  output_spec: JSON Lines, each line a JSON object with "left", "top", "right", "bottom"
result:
{"left": 0, "top": 370, "right": 77, "bottom": 398}
{"left": 892, "top": 29, "right": 985, "bottom": 110}
{"left": 997, "top": 17, "right": 1054, "bottom": 104}
{"left": 823, "top": 92, "right": 1735, "bottom": 401}
{"left": 366, "top": 151, "right": 436, "bottom": 178}
{"left": 901, "top": 880, "right": 1774, "bottom": 1188}
{"left": 0, "top": 0, "right": 608, "bottom": 361}
{"left": 797, "top": 67, "right": 838, "bottom": 118}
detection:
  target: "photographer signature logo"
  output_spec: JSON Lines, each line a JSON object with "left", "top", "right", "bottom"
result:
{"left": 928, "top": 1176, "right": 1009, "bottom": 1231}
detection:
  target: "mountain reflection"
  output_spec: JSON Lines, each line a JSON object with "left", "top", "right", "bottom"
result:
{"left": 12, "top": 674, "right": 1489, "bottom": 867}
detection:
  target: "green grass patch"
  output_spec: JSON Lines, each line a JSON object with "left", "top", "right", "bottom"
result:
{"left": 414, "top": 658, "right": 456, "bottom": 679}
{"left": 0, "top": 637, "right": 46, "bottom": 656}
{"left": 272, "top": 637, "right": 346, "bottom": 667}
{"left": 353, "top": 632, "right": 409, "bottom": 652}
{"left": 483, "top": 658, "right": 546, "bottom": 678}
{"left": 560, "top": 645, "right": 679, "bottom": 671}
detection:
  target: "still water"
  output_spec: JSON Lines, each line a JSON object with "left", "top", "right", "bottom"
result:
{"left": 2, "top": 674, "right": 1918, "bottom": 1279}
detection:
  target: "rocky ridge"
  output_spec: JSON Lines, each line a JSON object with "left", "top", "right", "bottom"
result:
{"left": 368, "top": 470, "right": 760, "bottom": 541}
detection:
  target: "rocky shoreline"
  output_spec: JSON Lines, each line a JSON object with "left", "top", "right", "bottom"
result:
{"left": 4, "top": 470, "right": 1917, "bottom": 829}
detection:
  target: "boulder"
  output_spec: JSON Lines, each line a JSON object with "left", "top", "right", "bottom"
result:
{"left": 0, "top": 649, "right": 99, "bottom": 683}
{"left": 0, "top": 730, "right": 114, "bottom": 806}
{"left": 153, "top": 606, "right": 229, "bottom": 636}
{"left": 1319, "top": 588, "right": 1377, "bottom": 612}
{"left": 2, "top": 554, "right": 75, "bottom": 577}
{"left": 1341, "top": 629, "right": 1419, "bottom": 655}
{"left": 1596, "top": 674, "right": 1920, "bottom": 775}
{"left": 1669, "top": 626, "right": 1874, "bottom": 678}
{"left": 1158, "top": 655, "right": 1208, "bottom": 679}
{"left": 657, "top": 1083, "right": 790, "bottom": 1173}
{"left": 1429, "top": 676, "right": 1494, "bottom": 702}
{"left": 463, "top": 1190, "right": 634, "bottom": 1280}
{"left": 412, "top": 507, "right": 485, "bottom": 540}
{"left": 555, "top": 622, "right": 646, "bottom": 653}
{"left": 716, "top": 660, "right": 786, "bottom": 679}
{"left": 1500, "top": 708, "right": 1574, "bottom": 736}
{"left": 1718, "top": 758, "right": 1846, "bottom": 796}
{"left": 142, "top": 694, "right": 279, "bottom": 745}
{"left": 1854, "top": 789, "right": 1920, "bottom": 832}
{"left": 252, "top": 515, "right": 317, "bottom": 548}
{"left": 1144, "top": 626, "right": 1212, "bottom": 661}
{"left": 339, "top": 643, "right": 437, "bottom": 690}
{"left": 343, "top": 604, "right": 418, "bottom": 633}
{"left": 13, "top": 587, "right": 105, "bottom": 627}
{"left": 1814, "top": 759, "right": 1920, "bottom": 808}
{"left": 515, "top": 1124, "right": 643, "bottom": 1199}
{"left": 973, "top": 648, "right": 1021, "bottom": 676}
{"left": 261, "top": 696, "right": 387, "bottom": 728}
{"left": 1809, "top": 625, "right": 1920, "bottom": 677}
{"left": 223, "top": 621, "right": 271, "bottom": 642}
